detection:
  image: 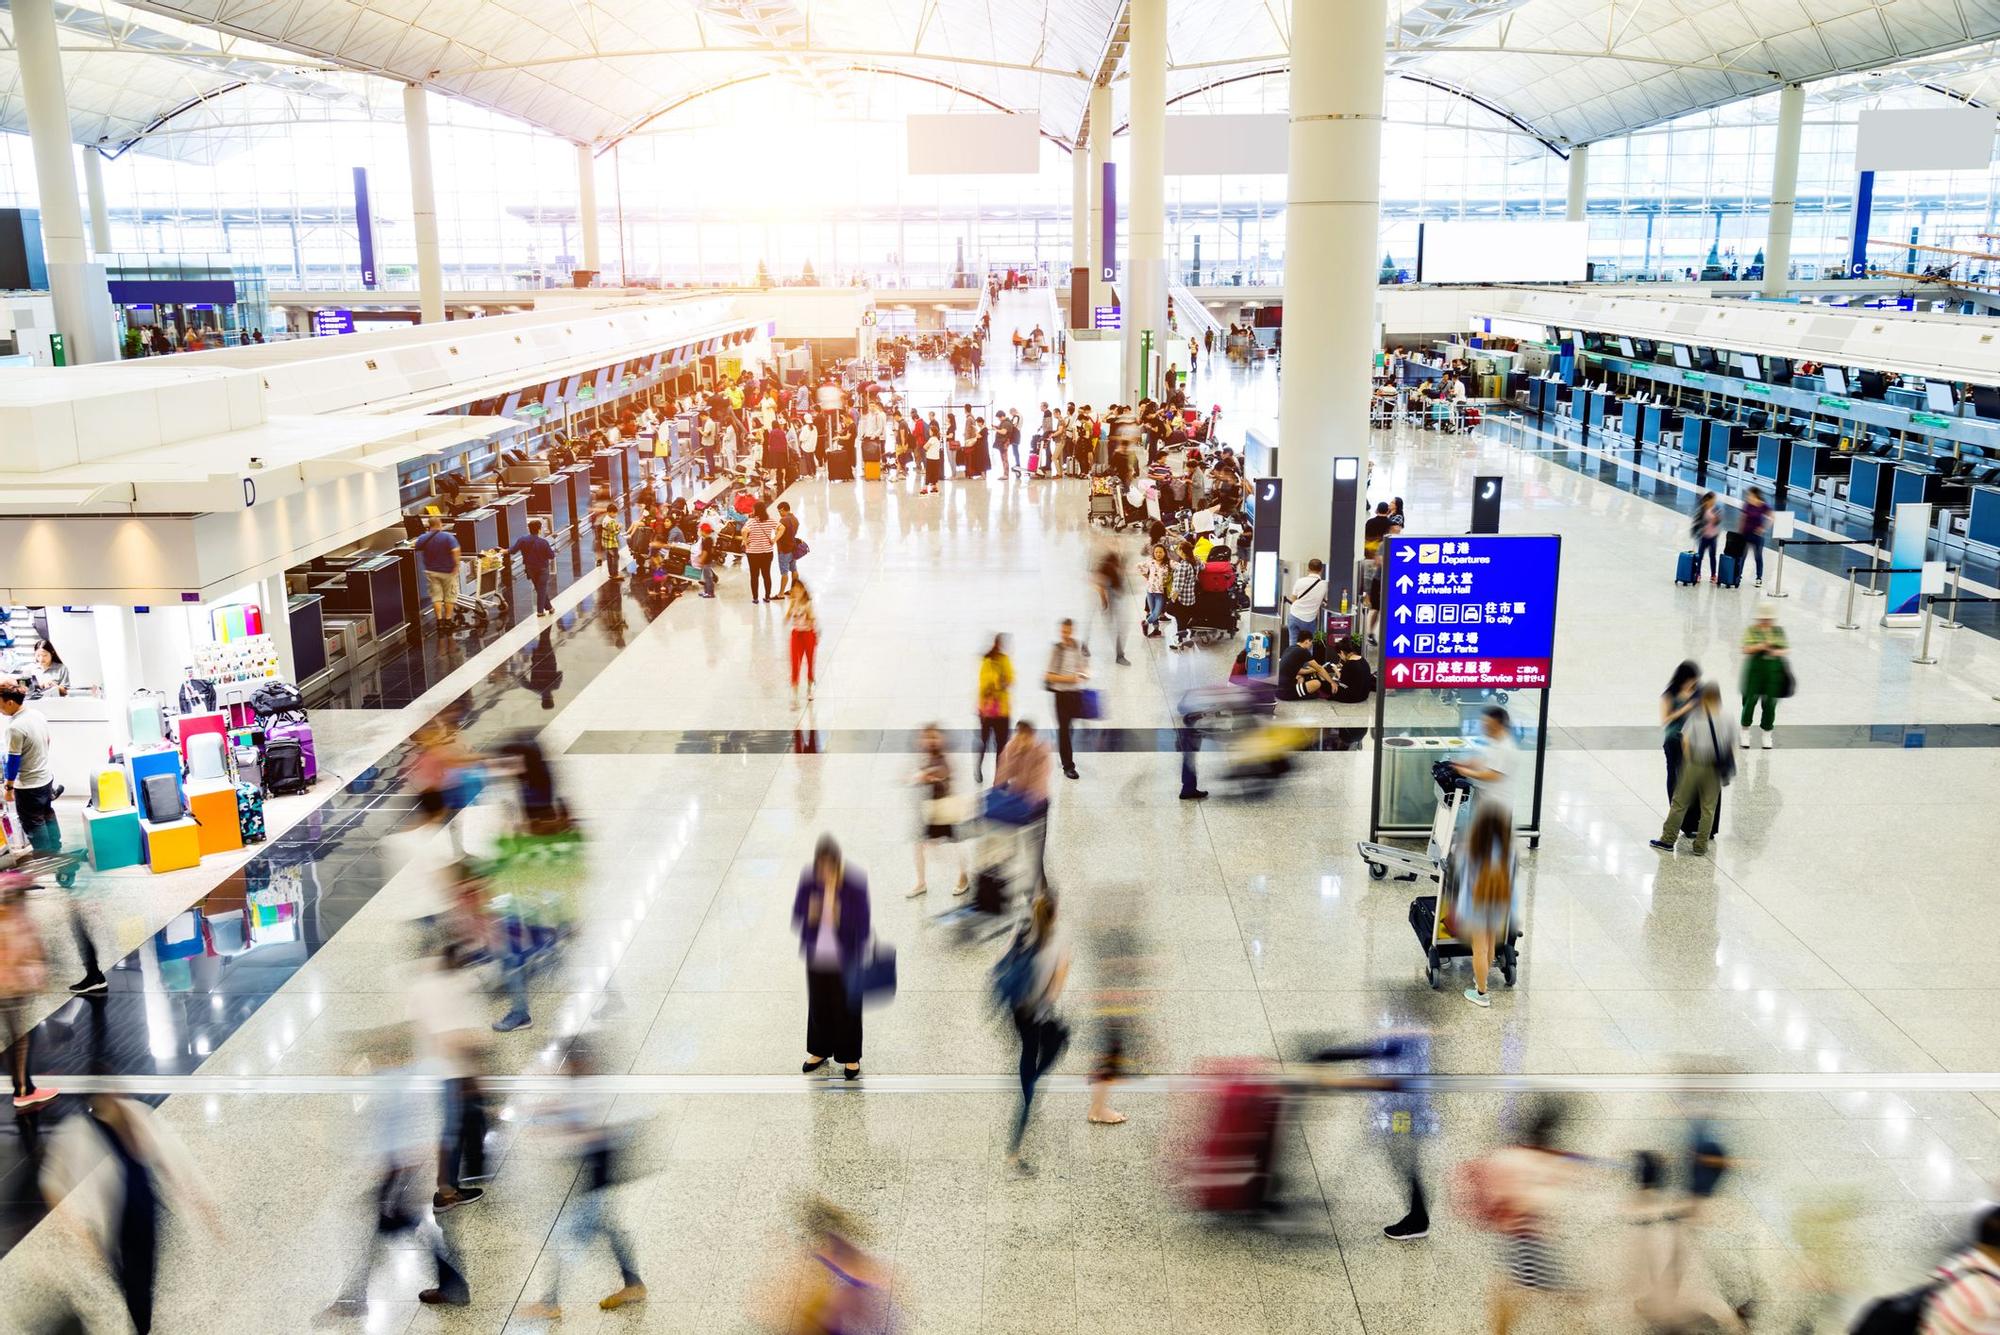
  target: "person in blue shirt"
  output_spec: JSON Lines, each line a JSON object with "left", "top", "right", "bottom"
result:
{"left": 414, "top": 517, "right": 462, "bottom": 629}
{"left": 507, "top": 517, "right": 557, "bottom": 617}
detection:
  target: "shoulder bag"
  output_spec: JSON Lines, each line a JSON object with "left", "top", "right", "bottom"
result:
{"left": 1706, "top": 712, "right": 1735, "bottom": 787}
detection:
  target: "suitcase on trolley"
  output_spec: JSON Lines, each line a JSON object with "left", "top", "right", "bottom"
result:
{"left": 1674, "top": 551, "right": 1699, "bottom": 585}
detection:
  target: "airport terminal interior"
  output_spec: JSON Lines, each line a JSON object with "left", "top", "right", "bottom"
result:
{"left": 5, "top": 1, "right": 2000, "bottom": 1333}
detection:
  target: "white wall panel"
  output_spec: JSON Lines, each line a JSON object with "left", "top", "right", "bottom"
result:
{"left": 1855, "top": 108, "right": 1995, "bottom": 172}
{"left": 906, "top": 114, "right": 1041, "bottom": 175}
{"left": 1166, "top": 115, "right": 1288, "bottom": 175}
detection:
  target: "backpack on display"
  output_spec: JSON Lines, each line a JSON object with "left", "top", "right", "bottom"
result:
{"left": 142, "top": 773, "right": 185, "bottom": 823}
{"left": 262, "top": 738, "right": 308, "bottom": 795}
{"left": 249, "top": 681, "right": 305, "bottom": 720}
{"left": 185, "top": 732, "right": 227, "bottom": 783}
{"left": 92, "top": 768, "right": 131, "bottom": 811}
{"left": 128, "top": 691, "right": 166, "bottom": 746}
{"left": 177, "top": 678, "right": 218, "bottom": 715}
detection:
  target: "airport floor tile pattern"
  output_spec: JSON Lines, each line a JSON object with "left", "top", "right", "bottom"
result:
{"left": 2, "top": 302, "right": 1997, "bottom": 1332}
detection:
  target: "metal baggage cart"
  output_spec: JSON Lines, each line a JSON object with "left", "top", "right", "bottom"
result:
{"left": 455, "top": 551, "right": 506, "bottom": 624}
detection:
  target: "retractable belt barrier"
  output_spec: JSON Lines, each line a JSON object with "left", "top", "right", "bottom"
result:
{"left": 1766, "top": 535, "right": 1877, "bottom": 600}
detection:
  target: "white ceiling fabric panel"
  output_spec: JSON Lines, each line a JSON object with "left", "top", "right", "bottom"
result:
{"left": 8, "top": 0, "right": 2000, "bottom": 160}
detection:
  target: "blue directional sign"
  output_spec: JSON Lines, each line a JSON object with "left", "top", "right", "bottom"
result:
{"left": 1382, "top": 534, "right": 1562, "bottom": 690}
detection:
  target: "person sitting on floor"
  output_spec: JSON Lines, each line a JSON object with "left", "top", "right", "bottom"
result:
{"left": 1277, "top": 639, "right": 1340, "bottom": 702}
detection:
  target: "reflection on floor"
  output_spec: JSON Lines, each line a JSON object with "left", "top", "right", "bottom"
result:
{"left": 1, "top": 339, "right": 1997, "bottom": 1334}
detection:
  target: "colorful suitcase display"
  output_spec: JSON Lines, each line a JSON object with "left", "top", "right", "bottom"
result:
{"left": 236, "top": 783, "right": 266, "bottom": 844}
{"left": 267, "top": 718, "right": 317, "bottom": 782}
{"left": 186, "top": 781, "right": 243, "bottom": 856}
{"left": 177, "top": 710, "right": 228, "bottom": 765}
{"left": 1674, "top": 551, "right": 1699, "bottom": 585}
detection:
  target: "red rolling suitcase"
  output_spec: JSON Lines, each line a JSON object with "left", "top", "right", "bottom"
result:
{"left": 1184, "top": 1060, "right": 1284, "bottom": 1215}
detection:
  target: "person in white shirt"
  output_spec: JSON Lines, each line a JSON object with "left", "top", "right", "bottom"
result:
{"left": 798, "top": 417, "right": 819, "bottom": 476}
{"left": 1922, "top": 1206, "right": 2000, "bottom": 1335}
{"left": 1285, "top": 559, "right": 1330, "bottom": 647}
{"left": 1452, "top": 705, "right": 1519, "bottom": 825}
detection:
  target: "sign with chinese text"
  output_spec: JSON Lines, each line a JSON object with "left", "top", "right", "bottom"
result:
{"left": 1382, "top": 534, "right": 1562, "bottom": 690}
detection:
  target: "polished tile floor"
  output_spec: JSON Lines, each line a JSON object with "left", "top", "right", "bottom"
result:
{"left": 2, "top": 302, "right": 1996, "bottom": 1333}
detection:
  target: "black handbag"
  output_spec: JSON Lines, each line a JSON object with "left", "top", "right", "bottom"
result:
{"left": 1776, "top": 660, "right": 1796, "bottom": 699}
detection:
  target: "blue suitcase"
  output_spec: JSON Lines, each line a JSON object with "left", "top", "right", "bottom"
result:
{"left": 1675, "top": 551, "right": 1698, "bottom": 585}
{"left": 1717, "top": 554, "right": 1741, "bottom": 589}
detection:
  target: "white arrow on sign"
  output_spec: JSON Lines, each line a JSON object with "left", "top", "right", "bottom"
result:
{"left": 1395, "top": 574, "right": 1414, "bottom": 593}
{"left": 1397, "top": 546, "right": 1415, "bottom": 562}
{"left": 1393, "top": 606, "right": 1411, "bottom": 622}
{"left": 1392, "top": 634, "right": 1411, "bottom": 652}
{"left": 1390, "top": 663, "right": 1410, "bottom": 682}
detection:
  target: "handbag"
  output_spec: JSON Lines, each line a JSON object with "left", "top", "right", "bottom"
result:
{"left": 1776, "top": 659, "right": 1796, "bottom": 699}
{"left": 1706, "top": 713, "right": 1735, "bottom": 787}
{"left": 790, "top": 539, "right": 810, "bottom": 561}
{"left": 1074, "top": 688, "right": 1104, "bottom": 721}
{"left": 923, "top": 792, "right": 975, "bottom": 827}
{"left": 847, "top": 944, "right": 898, "bottom": 1008}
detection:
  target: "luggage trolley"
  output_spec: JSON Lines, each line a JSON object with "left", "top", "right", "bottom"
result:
{"left": 456, "top": 551, "right": 506, "bottom": 624}
{"left": 1409, "top": 867, "right": 1520, "bottom": 991}
{"left": 1355, "top": 760, "right": 1470, "bottom": 887}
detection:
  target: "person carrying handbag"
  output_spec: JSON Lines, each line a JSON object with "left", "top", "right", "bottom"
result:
{"left": 792, "top": 837, "right": 872, "bottom": 1081}
{"left": 1649, "top": 682, "right": 1737, "bottom": 856}
{"left": 1738, "top": 604, "right": 1789, "bottom": 749}
{"left": 1044, "top": 619, "right": 1091, "bottom": 781}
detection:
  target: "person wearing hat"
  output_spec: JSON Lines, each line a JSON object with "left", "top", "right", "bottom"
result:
{"left": 1739, "top": 604, "right": 1789, "bottom": 750}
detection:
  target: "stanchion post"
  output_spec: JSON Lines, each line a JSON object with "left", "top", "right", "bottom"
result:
{"left": 1940, "top": 565, "right": 1964, "bottom": 630}
{"left": 1836, "top": 565, "right": 1862, "bottom": 630}
{"left": 1768, "top": 541, "right": 1789, "bottom": 599}
{"left": 1862, "top": 552, "right": 1885, "bottom": 597}
{"left": 1912, "top": 596, "right": 1940, "bottom": 665}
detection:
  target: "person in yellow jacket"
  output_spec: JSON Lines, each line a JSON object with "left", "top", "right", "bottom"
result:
{"left": 974, "top": 635, "right": 1014, "bottom": 784}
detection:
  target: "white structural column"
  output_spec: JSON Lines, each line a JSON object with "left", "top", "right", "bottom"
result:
{"left": 1762, "top": 83, "right": 1806, "bottom": 299}
{"left": 1069, "top": 132, "right": 1089, "bottom": 327}
{"left": 577, "top": 143, "right": 602, "bottom": 278}
{"left": 1565, "top": 144, "right": 1589, "bottom": 222}
{"left": 13, "top": 0, "right": 115, "bottom": 362}
{"left": 1124, "top": 0, "right": 1167, "bottom": 399}
{"left": 1087, "top": 81, "right": 1113, "bottom": 319}
{"left": 81, "top": 148, "right": 113, "bottom": 255}
{"left": 402, "top": 83, "right": 445, "bottom": 323}
{"left": 1276, "top": 0, "right": 1386, "bottom": 580}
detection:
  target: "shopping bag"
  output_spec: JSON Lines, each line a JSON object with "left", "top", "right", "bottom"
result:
{"left": 1074, "top": 688, "right": 1104, "bottom": 721}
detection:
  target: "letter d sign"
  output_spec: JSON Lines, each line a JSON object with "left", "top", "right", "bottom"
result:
{"left": 242, "top": 477, "right": 257, "bottom": 508}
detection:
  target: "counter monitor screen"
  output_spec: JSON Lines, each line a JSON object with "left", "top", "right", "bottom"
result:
{"left": 1672, "top": 346, "right": 1693, "bottom": 369}
{"left": 1973, "top": 385, "right": 2000, "bottom": 421}
{"left": 1821, "top": 366, "right": 1847, "bottom": 395}
{"left": 1858, "top": 370, "right": 1888, "bottom": 400}
{"left": 1736, "top": 353, "right": 1762, "bottom": 380}
{"left": 1616, "top": 337, "right": 1637, "bottom": 358}
{"left": 1926, "top": 381, "right": 1957, "bottom": 413}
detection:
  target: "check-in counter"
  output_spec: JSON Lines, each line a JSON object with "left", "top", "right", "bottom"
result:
{"left": 1891, "top": 464, "right": 1941, "bottom": 510}
{"left": 1618, "top": 399, "right": 1641, "bottom": 440}
{"left": 1968, "top": 486, "right": 2000, "bottom": 549}
{"left": 1846, "top": 456, "right": 1893, "bottom": 536}
{"left": 593, "top": 448, "right": 627, "bottom": 503}
{"left": 1789, "top": 441, "right": 1828, "bottom": 496}
{"left": 1581, "top": 388, "right": 1612, "bottom": 434}
{"left": 1641, "top": 403, "right": 1680, "bottom": 445}
{"left": 288, "top": 593, "right": 327, "bottom": 685}
{"left": 307, "top": 550, "right": 409, "bottom": 642}
{"left": 560, "top": 462, "right": 594, "bottom": 526}
{"left": 1753, "top": 432, "right": 1794, "bottom": 502}
{"left": 454, "top": 508, "right": 501, "bottom": 557}
{"left": 528, "top": 472, "right": 573, "bottom": 534}
{"left": 492, "top": 492, "right": 530, "bottom": 549}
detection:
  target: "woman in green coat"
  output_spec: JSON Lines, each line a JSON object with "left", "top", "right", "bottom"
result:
{"left": 1740, "top": 606, "right": 1789, "bottom": 748}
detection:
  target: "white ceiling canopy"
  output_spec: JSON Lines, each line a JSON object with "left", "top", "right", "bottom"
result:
{"left": 11, "top": 0, "right": 2000, "bottom": 158}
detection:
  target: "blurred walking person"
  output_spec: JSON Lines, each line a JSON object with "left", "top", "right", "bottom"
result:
{"left": 973, "top": 635, "right": 1013, "bottom": 784}
{"left": 42, "top": 1092, "right": 222, "bottom": 1332}
{"left": 1739, "top": 604, "right": 1788, "bottom": 749}
{"left": 1649, "top": 682, "right": 1736, "bottom": 856}
{"left": 793, "top": 836, "right": 871, "bottom": 1081}
{"left": 409, "top": 942, "right": 490, "bottom": 1212}
{"left": 1454, "top": 805, "right": 1514, "bottom": 1009}
{"left": 517, "top": 1042, "right": 647, "bottom": 1318}
{"left": 786, "top": 577, "right": 819, "bottom": 708}
{"left": 995, "top": 893, "right": 1071, "bottom": 1175}
{"left": 992, "top": 720, "right": 1054, "bottom": 896}
{"left": 1084, "top": 542, "right": 1132, "bottom": 666}
{"left": 0, "top": 872, "right": 55, "bottom": 1108}
{"left": 769, "top": 1197, "right": 891, "bottom": 1333}
{"left": 1468, "top": 1101, "right": 1586, "bottom": 1335}
{"left": 908, "top": 724, "right": 968, "bottom": 899}
{"left": 1691, "top": 492, "right": 1722, "bottom": 582}
{"left": 1044, "top": 618, "right": 1090, "bottom": 781}
{"left": 1619, "top": 1151, "right": 1749, "bottom": 1333}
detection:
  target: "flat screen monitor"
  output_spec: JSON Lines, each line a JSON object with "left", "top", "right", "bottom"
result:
{"left": 1736, "top": 353, "right": 1762, "bottom": 380}
{"left": 499, "top": 391, "right": 523, "bottom": 418}
{"left": 1972, "top": 385, "right": 2000, "bottom": 421}
{"left": 1926, "top": 381, "right": 1957, "bottom": 413}
{"left": 1858, "top": 370, "right": 1888, "bottom": 400}
{"left": 1695, "top": 348, "right": 1718, "bottom": 371}
{"left": 1672, "top": 346, "right": 1693, "bottom": 369}
{"left": 1822, "top": 366, "right": 1848, "bottom": 395}
{"left": 1767, "top": 357, "right": 1793, "bottom": 383}
{"left": 1616, "top": 337, "right": 1637, "bottom": 357}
